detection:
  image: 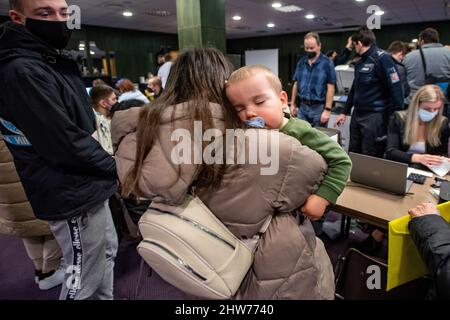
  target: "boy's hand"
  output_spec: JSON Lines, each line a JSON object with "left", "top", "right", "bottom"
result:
{"left": 300, "top": 194, "right": 330, "bottom": 221}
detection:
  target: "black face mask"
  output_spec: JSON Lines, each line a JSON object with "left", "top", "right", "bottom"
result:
{"left": 306, "top": 51, "right": 317, "bottom": 59}
{"left": 25, "top": 18, "right": 72, "bottom": 50}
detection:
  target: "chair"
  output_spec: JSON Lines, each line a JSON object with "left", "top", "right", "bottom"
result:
{"left": 335, "top": 248, "right": 431, "bottom": 300}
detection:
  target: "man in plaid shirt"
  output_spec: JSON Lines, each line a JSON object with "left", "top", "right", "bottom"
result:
{"left": 291, "top": 32, "right": 337, "bottom": 127}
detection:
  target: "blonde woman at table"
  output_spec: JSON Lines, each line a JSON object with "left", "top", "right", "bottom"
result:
{"left": 408, "top": 202, "right": 450, "bottom": 300}
{"left": 358, "top": 85, "right": 450, "bottom": 255}
{"left": 385, "top": 85, "right": 450, "bottom": 169}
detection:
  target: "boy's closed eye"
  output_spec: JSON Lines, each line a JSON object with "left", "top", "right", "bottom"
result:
{"left": 234, "top": 106, "right": 245, "bottom": 113}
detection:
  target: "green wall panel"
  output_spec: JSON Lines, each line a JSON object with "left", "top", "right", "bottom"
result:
{"left": 67, "top": 25, "right": 178, "bottom": 82}
{"left": 177, "top": 0, "right": 226, "bottom": 52}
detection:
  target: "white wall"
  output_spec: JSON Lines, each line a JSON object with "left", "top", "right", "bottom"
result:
{"left": 244, "top": 49, "right": 279, "bottom": 77}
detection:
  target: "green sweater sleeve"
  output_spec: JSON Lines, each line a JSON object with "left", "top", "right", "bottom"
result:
{"left": 280, "top": 118, "right": 352, "bottom": 204}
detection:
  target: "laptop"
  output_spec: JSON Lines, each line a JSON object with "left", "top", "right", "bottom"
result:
{"left": 349, "top": 152, "right": 413, "bottom": 195}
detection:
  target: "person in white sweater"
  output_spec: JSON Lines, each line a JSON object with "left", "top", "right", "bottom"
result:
{"left": 117, "top": 79, "right": 149, "bottom": 104}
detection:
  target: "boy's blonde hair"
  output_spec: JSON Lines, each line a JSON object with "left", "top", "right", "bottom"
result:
{"left": 227, "top": 65, "right": 282, "bottom": 94}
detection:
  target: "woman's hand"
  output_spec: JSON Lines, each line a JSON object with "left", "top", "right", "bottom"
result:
{"left": 411, "top": 154, "right": 444, "bottom": 166}
{"left": 408, "top": 202, "right": 440, "bottom": 219}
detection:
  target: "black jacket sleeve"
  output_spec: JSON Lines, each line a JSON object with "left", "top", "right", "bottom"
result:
{"left": 409, "top": 215, "right": 450, "bottom": 300}
{"left": 334, "top": 47, "right": 352, "bottom": 66}
{"left": 379, "top": 55, "right": 404, "bottom": 112}
{"left": 343, "top": 83, "right": 354, "bottom": 115}
{"left": 4, "top": 63, "right": 116, "bottom": 178}
{"left": 438, "top": 117, "right": 450, "bottom": 155}
{"left": 385, "top": 113, "right": 413, "bottom": 164}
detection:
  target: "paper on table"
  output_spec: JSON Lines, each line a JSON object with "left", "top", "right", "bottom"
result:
{"left": 427, "top": 158, "right": 450, "bottom": 177}
{"left": 407, "top": 167, "right": 433, "bottom": 178}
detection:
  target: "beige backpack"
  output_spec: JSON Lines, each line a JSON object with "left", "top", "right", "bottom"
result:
{"left": 137, "top": 195, "right": 271, "bottom": 299}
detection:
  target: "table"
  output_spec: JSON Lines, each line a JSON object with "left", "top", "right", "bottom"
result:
{"left": 333, "top": 176, "right": 437, "bottom": 233}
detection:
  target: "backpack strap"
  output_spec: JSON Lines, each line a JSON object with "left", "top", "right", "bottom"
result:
{"left": 241, "top": 215, "right": 273, "bottom": 253}
{"left": 257, "top": 214, "right": 273, "bottom": 236}
{"left": 419, "top": 47, "right": 429, "bottom": 78}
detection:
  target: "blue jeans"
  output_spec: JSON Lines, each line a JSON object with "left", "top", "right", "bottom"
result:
{"left": 297, "top": 103, "right": 325, "bottom": 127}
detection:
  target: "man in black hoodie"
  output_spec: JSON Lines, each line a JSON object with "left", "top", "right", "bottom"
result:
{"left": 0, "top": 0, "right": 118, "bottom": 300}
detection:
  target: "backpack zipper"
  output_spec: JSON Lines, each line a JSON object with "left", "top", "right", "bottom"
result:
{"left": 150, "top": 207, "right": 235, "bottom": 250}
{"left": 142, "top": 239, "right": 207, "bottom": 281}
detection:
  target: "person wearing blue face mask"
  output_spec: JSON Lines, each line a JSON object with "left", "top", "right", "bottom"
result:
{"left": 357, "top": 85, "right": 450, "bottom": 255}
{"left": 385, "top": 85, "right": 450, "bottom": 169}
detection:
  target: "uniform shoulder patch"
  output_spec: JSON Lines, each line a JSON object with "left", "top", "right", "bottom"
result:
{"left": 389, "top": 67, "right": 400, "bottom": 83}
{"left": 376, "top": 49, "right": 385, "bottom": 57}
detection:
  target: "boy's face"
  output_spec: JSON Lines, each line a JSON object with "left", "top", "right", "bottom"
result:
{"left": 226, "top": 73, "right": 288, "bottom": 129}
{"left": 100, "top": 92, "right": 117, "bottom": 111}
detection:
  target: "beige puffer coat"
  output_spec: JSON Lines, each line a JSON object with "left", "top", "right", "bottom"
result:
{"left": 0, "top": 137, "right": 51, "bottom": 237}
{"left": 113, "top": 103, "right": 335, "bottom": 299}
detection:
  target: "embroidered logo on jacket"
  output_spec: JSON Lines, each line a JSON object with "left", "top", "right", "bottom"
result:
{"left": 0, "top": 118, "right": 32, "bottom": 147}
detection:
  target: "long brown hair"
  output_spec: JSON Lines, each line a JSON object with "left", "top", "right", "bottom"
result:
{"left": 121, "top": 48, "right": 242, "bottom": 198}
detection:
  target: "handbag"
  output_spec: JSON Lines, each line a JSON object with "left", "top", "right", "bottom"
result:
{"left": 137, "top": 194, "right": 272, "bottom": 299}
{"left": 387, "top": 201, "right": 450, "bottom": 291}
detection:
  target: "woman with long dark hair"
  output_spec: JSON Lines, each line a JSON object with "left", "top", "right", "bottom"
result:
{"left": 114, "top": 48, "right": 334, "bottom": 299}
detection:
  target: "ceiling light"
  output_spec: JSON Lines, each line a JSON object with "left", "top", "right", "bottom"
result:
{"left": 90, "top": 51, "right": 95, "bottom": 55}
{"left": 375, "top": 10, "right": 384, "bottom": 15}
{"left": 355, "top": 0, "right": 365, "bottom": 2}
{"left": 232, "top": 15, "right": 242, "bottom": 21}
{"left": 267, "top": 23, "right": 275, "bottom": 28}
{"left": 272, "top": 2, "right": 282, "bottom": 8}
{"left": 123, "top": 11, "right": 133, "bottom": 17}
{"left": 305, "top": 14, "right": 315, "bottom": 19}
{"left": 412, "top": 39, "right": 418, "bottom": 43}
{"left": 274, "top": 5, "right": 303, "bottom": 13}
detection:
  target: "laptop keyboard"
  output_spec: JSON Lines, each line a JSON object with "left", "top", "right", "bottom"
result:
{"left": 407, "top": 173, "right": 426, "bottom": 185}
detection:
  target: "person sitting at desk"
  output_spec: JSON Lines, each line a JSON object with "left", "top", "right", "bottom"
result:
{"left": 408, "top": 202, "right": 450, "bottom": 300}
{"left": 358, "top": 85, "right": 449, "bottom": 255}
{"left": 385, "top": 84, "right": 449, "bottom": 169}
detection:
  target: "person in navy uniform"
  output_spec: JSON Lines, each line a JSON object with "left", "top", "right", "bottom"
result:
{"left": 335, "top": 27, "right": 404, "bottom": 157}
